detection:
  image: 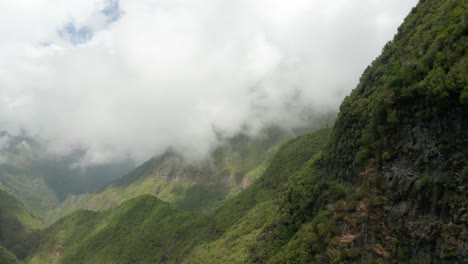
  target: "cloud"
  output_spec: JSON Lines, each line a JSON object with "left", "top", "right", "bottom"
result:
{"left": 0, "top": 0, "right": 417, "bottom": 165}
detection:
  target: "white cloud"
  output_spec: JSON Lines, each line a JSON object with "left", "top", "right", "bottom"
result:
{"left": 0, "top": 0, "right": 417, "bottom": 165}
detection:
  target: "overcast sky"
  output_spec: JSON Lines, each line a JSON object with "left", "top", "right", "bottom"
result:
{"left": 0, "top": 0, "right": 417, "bottom": 166}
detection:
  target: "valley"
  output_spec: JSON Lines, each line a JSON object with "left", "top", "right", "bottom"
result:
{"left": 0, "top": 0, "right": 466, "bottom": 263}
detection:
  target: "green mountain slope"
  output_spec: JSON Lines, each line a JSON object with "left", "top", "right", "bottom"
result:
{"left": 25, "top": 129, "right": 331, "bottom": 264}
{"left": 17, "top": 0, "right": 468, "bottom": 263}
{"left": 185, "top": 128, "right": 332, "bottom": 263}
{"left": 0, "top": 190, "right": 42, "bottom": 260}
{"left": 27, "top": 196, "right": 216, "bottom": 264}
{"left": 187, "top": 0, "right": 467, "bottom": 262}
{"left": 0, "top": 246, "right": 21, "bottom": 264}
{"left": 47, "top": 127, "right": 290, "bottom": 223}
{"left": 0, "top": 132, "right": 134, "bottom": 219}
{"left": 257, "top": 0, "right": 468, "bottom": 262}
{"left": 312, "top": 0, "right": 468, "bottom": 261}
{"left": 0, "top": 135, "right": 61, "bottom": 219}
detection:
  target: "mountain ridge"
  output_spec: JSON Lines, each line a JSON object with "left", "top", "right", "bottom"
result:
{"left": 3, "top": 0, "right": 467, "bottom": 262}
{"left": 46, "top": 126, "right": 291, "bottom": 223}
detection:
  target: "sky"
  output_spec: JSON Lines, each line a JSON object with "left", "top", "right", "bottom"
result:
{"left": 0, "top": 0, "right": 417, "bottom": 166}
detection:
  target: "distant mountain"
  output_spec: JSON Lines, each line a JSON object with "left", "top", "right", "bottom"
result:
{"left": 9, "top": 0, "right": 468, "bottom": 262}
{"left": 26, "top": 195, "right": 215, "bottom": 264}
{"left": 0, "top": 190, "right": 42, "bottom": 260}
{"left": 0, "top": 246, "right": 20, "bottom": 264}
{"left": 0, "top": 132, "right": 134, "bottom": 218}
{"left": 25, "top": 128, "right": 330, "bottom": 264}
{"left": 47, "top": 126, "right": 291, "bottom": 223}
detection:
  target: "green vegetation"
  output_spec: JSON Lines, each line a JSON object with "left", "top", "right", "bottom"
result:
{"left": 0, "top": 190, "right": 42, "bottom": 261}
{"left": 0, "top": 133, "right": 134, "bottom": 219}
{"left": 0, "top": 128, "right": 331, "bottom": 264}
{"left": 0, "top": 147, "right": 61, "bottom": 219}
{"left": 321, "top": 0, "right": 468, "bottom": 181}
{"left": 189, "top": 0, "right": 467, "bottom": 261}
{"left": 25, "top": 129, "right": 331, "bottom": 264}
{"left": 3, "top": 0, "right": 468, "bottom": 263}
{"left": 27, "top": 196, "right": 217, "bottom": 264}
{"left": 291, "top": 0, "right": 467, "bottom": 261}
{"left": 0, "top": 190, "right": 42, "bottom": 231}
{"left": 0, "top": 246, "right": 21, "bottom": 264}
{"left": 47, "top": 126, "right": 290, "bottom": 223}
{"left": 186, "top": 129, "right": 332, "bottom": 263}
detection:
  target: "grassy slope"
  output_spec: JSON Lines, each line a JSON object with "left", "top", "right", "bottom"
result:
{"left": 27, "top": 196, "right": 215, "bottom": 264}
{"left": 0, "top": 246, "right": 21, "bottom": 264}
{"left": 0, "top": 151, "right": 60, "bottom": 219}
{"left": 25, "top": 129, "right": 331, "bottom": 264}
{"left": 0, "top": 190, "right": 42, "bottom": 261}
{"left": 47, "top": 127, "right": 289, "bottom": 224}
{"left": 185, "top": 129, "right": 331, "bottom": 263}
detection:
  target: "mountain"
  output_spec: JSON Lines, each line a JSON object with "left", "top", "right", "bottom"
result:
{"left": 26, "top": 195, "right": 216, "bottom": 264}
{"left": 10, "top": 0, "right": 468, "bottom": 263}
{"left": 0, "top": 246, "right": 21, "bottom": 264}
{"left": 0, "top": 132, "right": 134, "bottom": 218}
{"left": 0, "top": 133, "right": 60, "bottom": 218}
{"left": 256, "top": 0, "right": 468, "bottom": 262}
{"left": 47, "top": 126, "right": 291, "bottom": 223}
{"left": 186, "top": 128, "right": 333, "bottom": 263}
{"left": 0, "top": 190, "right": 42, "bottom": 260}
{"left": 25, "top": 128, "right": 331, "bottom": 264}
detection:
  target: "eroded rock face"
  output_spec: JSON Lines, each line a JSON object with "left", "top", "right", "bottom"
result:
{"left": 315, "top": 0, "right": 468, "bottom": 261}
{"left": 327, "top": 112, "right": 468, "bottom": 257}
{"left": 341, "top": 82, "right": 468, "bottom": 263}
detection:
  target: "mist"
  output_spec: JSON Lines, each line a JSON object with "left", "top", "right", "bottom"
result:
{"left": 0, "top": 0, "right": 417, "bottom": 166}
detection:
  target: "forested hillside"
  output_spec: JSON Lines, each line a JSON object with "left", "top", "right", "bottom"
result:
{"left": 251, "top": 0, "right": 468, "bottom": 262}
{"left": 0, "top": 246, "right": 21, "bottom": 264}
{"left": 46, "top": 126, "right": 291, "bottom": 223}
{"left": 0, "top": 190, "right": 42, "bottom": 260}
{"left": 25, "top": 129, "right": 330, "bottom": 263}
{"left": 2, "top": 0, "right": 467, "bottom": 263}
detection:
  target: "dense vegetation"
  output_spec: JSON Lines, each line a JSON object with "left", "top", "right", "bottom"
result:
{"left": 26, "top": 196, "right": 217, "bottom": 264}
{"left": 24, "top": 129, "right": 330, "bottom": 263}
{"left": 188, "top": 128, "right": 333, "bottom": 263}
{"left": 0, "top": 190, "right": 42, "bottom": 260}
{"left": 47, "top": 126, "right": 290, "bottom": 223}
{"left": 314, "top": 0, "right": 468, "bottom": 261}
{"left": 253, "top": 0, "right": 468, "bottom": 262}
{"left": 1, "top": 0, "right": 466, "bottom": 263}
{"left": 0, "top": 246, "right": 21, "bottom": 264}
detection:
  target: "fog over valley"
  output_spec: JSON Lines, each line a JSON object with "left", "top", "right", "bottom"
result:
{"left": 0, "top": 0, "right": 416, "bottom": 166}
{"left": 1, "top": 1, "right": 466, "bottom": 263}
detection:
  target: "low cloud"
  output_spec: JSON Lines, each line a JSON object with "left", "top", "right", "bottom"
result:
{"left": 0, "top": 0, "right": 417, "bottom": 166}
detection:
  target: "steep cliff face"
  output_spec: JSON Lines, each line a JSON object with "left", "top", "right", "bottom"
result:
{"left": 249, "top": 1, "right": 467, "bottom": 263}
{"left": 13, "top": 1, "right": 468, "bottom": 263}
{"left": 323, "top": 0, "right": 467, "bottom": 181}
{"left": 316, "top": 0, "right": 467, "bottom": 262}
